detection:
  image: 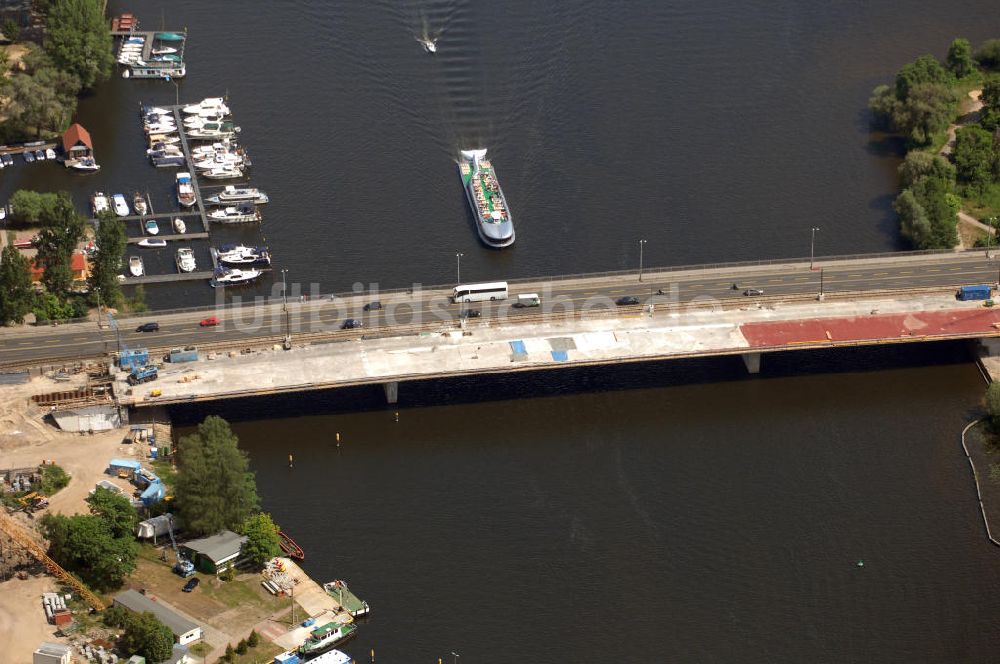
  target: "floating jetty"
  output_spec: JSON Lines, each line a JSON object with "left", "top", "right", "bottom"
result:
{"left": 323, "top": 579, "right": 370, "bottom": 618}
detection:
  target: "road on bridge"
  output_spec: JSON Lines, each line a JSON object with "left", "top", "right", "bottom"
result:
{"left": 1, "top": 252, "right": 996, "bottom": 367}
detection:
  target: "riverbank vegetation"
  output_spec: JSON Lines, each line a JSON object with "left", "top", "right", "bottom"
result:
{"left": 0, "top": 0, "right": 112, "bottom": 141}
{"left": 868, "top": 38, "right": 1000, "bottom": 249}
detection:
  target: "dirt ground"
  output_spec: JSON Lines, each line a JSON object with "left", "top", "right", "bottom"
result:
{"left": 0, "top": 574, "right": 62, "bottom": 664}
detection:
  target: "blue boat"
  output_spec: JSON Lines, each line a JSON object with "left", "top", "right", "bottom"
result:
{"left": 144, "top": 219, "right": 160, "bottom": 236}
{"left": 155, "top": 32, "right": 185, "bottom": 42}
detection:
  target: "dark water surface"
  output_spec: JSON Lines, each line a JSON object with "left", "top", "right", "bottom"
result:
{"left": 174, "top": 345, "right": 1000, "bottom": 663}
{"left": 4, "top": 0, "right": 1000, "bottom": 308}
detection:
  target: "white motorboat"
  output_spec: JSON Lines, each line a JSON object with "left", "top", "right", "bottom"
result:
{"left": 143, "top": 106, "right": 171, "bottom": 116}
{"left": 112, "top": 193, "right": 130, "bottom": 217}
{"left": 138, "top": 238, "right": 166, "bottom": 248}
{"left": 176, "top": 247, "right": 196, "bottom": 273}
{"left": 173, "top": 218, "right": 187, "bottom": 234}
{"left": 205, "top": 186, "right": 270, "bottom": 205}
{"left": 419, "top": 37, "right": 438, "bottom": 53}
{"left": 147, "top": 144, "right": 183, "bottom": 157}
{"left": 70, "top": 158, "right": 101, "bottom": 172}
{"left": 193, "top": 154, "right": 244, "bottom": 171}
{"left": 144, "top": 219, "right": 160, "bottom": 235}
{"left": 215, "top": 244, "right": 271, "bottom": 266}
{"left": 145, "top": 122, "right": 177, "bottom": 135}
{"left": 151, "top": 46, "right": 177, "bottom": 55}
{"left": 91, "top": 192, "right": 110, "bottom": 216}
{"left": 208, "top": 203, "right": 259, "bottom": 223}
{"left": 0, "top": 207, "right": 5, "bottom": 221}
{"left": 44, "top": 148, "right": 56, "bottom": 160}
{"left": 176, "top": 172, "right": 196, "bottom": 207}
{"left": 128, "top": 256, "right": 144, "bottom": 277}
{"left": 148, "top": 134, "right": 180, "bottom": 146}
{"left": 201, "top": 166, "right": 243, "bottom": 180}
{"left": 133, "top": 192, "right": 148, "bottom": 216}
{"left": 186, "top": 122, "right": 238, "bottom": 140}
{"left": 182, "top": 97, "right": 229, "bottom": 115}
{"left": 211, "top": 267, "right": 263, "bottom": 288}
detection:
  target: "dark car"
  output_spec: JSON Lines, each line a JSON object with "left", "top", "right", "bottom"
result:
{"left": 363, "top": 301, "right": 383, "bottom": 312}
{"left": 135, "top": 322, "right": 160, "bottom": 332}
{"left": 1, "top": 154, "right": 13, "bottom": 166}
{"left": 743, "top": 288, "right": 764, "bottom": 296}
{"left": 22, "top": 151, "right": 34, "bottom": 163}
{"left": 615, "top": 296, "right": 641, "bottom": 306}
{"left": 341, "top": 318, "right": 363, "bottom": 330}
{"left": 34, "top": 149, "right": 45, "bottom": 161}
{"left": 459, "top": 309, "right": 482, "bottom": 319}
{"left": 182, "top": 577, "right": 200, "bottom": 592}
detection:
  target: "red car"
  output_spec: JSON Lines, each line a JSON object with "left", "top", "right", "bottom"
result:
{"left": 199, "top": 316, "right": 219, "bottom": 327}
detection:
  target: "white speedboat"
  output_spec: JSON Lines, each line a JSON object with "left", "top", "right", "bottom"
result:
{"left": 419, "top": 37, "right": 437, "bottom": 53}
{"left": 182, "top": 97, "right": 229, "bottom": 115}
{"left": 128, "top": 256, "right": 144, "bottom": 277}
{"left": 211, "top": 267, "right": 262, "bottom": 288}
{"left": 193, "top": 154, "right": 244, "bottom": 171}
{"left": 144, "top": 219, "right": 160, "bottom": 235}
{"left": 201, "top": 166, "right": 243, "bottom": 180}
{"left": 142, "top": 106, "right": 171, "bottom": 116}
{"left": 0, "top": 207, "right": 5, "bottom": 221}
{"left": 133, "top": 192, "right": 148, "bottom": 216}
{"left": 186, "top": 122, "right": 238, "bottom": 140}
{"left": 175, "top": 247, "right": 196, "bottom": 273}
{"left": 208, "top": 203, "right": 259, "bottom": 223}
{"left": 70, "top": 158, "right": 101, "bottom": 172}
{"left": 137, "top": 238, "right": 166, "bottom": 247}
{"left": 205, "top": 186, "right": 269, "bottom": 205}
{"left": 151, "top": 46, "right": 177, "bottom": 55}
{"left": 148, "top": 134, "right": 180, "bottom": 146}
{"left": 112, "top": 193, "right": 130, "bottom": 216}
{"left": 176, "top": 172, "right": 196, "bottom": 207}
{"left": 173, "top": 218, "right": 187, "bottom": 234}
{"left": 44, "top": 148, "right": 56, "bottom": 160}
{"left": 91, "top": 192, "right": 110, "bottom": 216}
{"left": 147, "top": 143, "right": 182, "bottom": 156}
{"left": 215, "top": 244, "right": 271, "bottom": 266}
{"left": 145, "top": 122, "right": 177, "bottom": 135}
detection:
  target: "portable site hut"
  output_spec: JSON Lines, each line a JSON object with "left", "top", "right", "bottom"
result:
{"left": 137, "top": 513, "right": 174, "bottom": 539}
{"left": 32, "top": 641, "right": 72, "bottom": 664}
{"left": 181, "top": 530, "right": 247, "bottom": 574}
{"left": 140, "top": 479, "right": 165, "bottom": 506}
{"left": 108, "top": 458, "right": 141, "bottom": 475}
{"left": 113, "top": 589, "right": 202, "bottom": 645}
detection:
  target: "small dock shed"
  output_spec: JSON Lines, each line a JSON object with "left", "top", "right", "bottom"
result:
{"left": 113, "top": 589, "right": 202, "bottom": 645}
{"left": 62, "top": 123, "right": 93, "bottom": 160}
{"left": 181, "top": 530, "right": 247, "bottom": 574}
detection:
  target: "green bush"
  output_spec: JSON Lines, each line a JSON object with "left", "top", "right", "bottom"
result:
{"left": 247, "top": 630, "right": 260, "bottom": 648}
{"left": 40, "top": 463, "right": 69, "bottom": 495}
{"left": 236, "top": 639, "right": 247, "bottom": 655}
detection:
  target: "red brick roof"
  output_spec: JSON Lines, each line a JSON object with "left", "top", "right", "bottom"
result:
{"left": 62, "top": 124, "right": 93, "bottom": 152}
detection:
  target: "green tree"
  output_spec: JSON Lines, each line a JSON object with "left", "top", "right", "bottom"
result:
{"left": 247, "top": 630, "right": 260, "bottom": 648}
{"left": 897, "top": 151, "right": 956, "bottom": 189}
{"left": 894, "top": 189, "right": 933, "bottom": 248}
{"left": 118, "top": 611, "right": 173, "bottom": 664}
{"left": 988, "top": 382, "right": 1000, "bottom": 432}
{"left": 175, "top": 416, "right": 260, "bottom": 536}
{"left": 946, "top": 38, "right": 976, "bottom": 78}
{"left": 2, "top": 18, "right": 21, "bottom": 42}
{"left": 33, "top": 195, "right": 85, "bottom": 298}
{"left": 975, "top": 39, "right": 1000, "bottom": 70}
{"left": 892, "top": 82, "right": 959, "bottom": 145}
{"left": 868, "top": 84, "right": 900, "bottom": 130}
{"left": 236, "top": 639, "right": 248, "bottom": 655}
{"left": 980, "top": 78, "right": 1000, "bottom": 132}
{"left": 40, "top": 513, "right": 137, "bottom": 591}
{"left": 895, "top": 54, "right": 950, "bottom": 100}
{"left": 239, "top": 512, "right": 281, "bottom": 569}
{"left": 953, "top": 125, "right": 996, "bottom": 190}
{"left": 89, "top": 211, "right": 125, "bottom": 308}
{"left": 86, "top": 486, "right": 138, "bottom": 540}
{"left": 43, "top": 0, "right": 113, "bottom": 89}
{"left": 3, "top": 73, "right": 71, "bottom": 137}
{"left": 0, "top": 243, "right": 34, "bottom": 325}
{"left": 910, "top": 174, "right": 959, "bottom": 248}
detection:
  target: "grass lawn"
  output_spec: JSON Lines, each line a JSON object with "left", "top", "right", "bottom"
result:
{"left": 226, "top": 641, "right": 285, "bottom": 664}
{"left": 962, "top": 182, "right": 1000, "bottom": 220}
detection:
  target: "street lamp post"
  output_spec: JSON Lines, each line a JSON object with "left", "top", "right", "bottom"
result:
{"left": 455, "top": 252, "right": 463, "bottom": 285}
{"left": 810, "top": 227, "right": 820, "bottom": 270}
{"left": 451, "top": 652, "right": 460, "bottom": 664}
{"left": 281, "top": 268, "right": 291, "bottom": 346}
{"left": 638, "top": 239, "right": 647, "bottom": 282}
{"left": 819, "top": 267, "right": 825, "bottom": 301}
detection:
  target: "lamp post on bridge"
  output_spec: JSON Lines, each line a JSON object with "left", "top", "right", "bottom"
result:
{"left": 810, "top": 227, "right": 820, "bottom": 271}
{"left": 281, "top": 268, "right": 291, "bottom": 348}
{"left": 638, "top": 239, "right": 647, "bottom": 282}
{"left": 455, "top": 252, "right": 463, "bottom": 285}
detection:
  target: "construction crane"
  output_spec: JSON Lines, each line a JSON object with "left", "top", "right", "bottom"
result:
{"left": 166, "top": 518, "right": 194, "bottom": 577}
{"left": 0, "top": 509, "right": 106, "bottom": 611}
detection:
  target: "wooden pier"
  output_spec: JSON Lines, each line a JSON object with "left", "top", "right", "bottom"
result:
{"left": 112, "top": 29, "right": 187, "bottom": 69}
{"left": 128, "top": 271, "right": 214, "bottom": 285}
{"left": 126, "top": 233, "right": 209, "bottom": 244}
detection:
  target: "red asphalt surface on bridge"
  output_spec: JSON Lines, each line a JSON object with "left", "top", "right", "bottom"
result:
{"left": 740, "top": 307, "right": 1000, "bottom": 347}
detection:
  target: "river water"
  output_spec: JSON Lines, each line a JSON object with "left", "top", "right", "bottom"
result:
{"left": 9, "top": 0, "right": 1000, "bottom": 659}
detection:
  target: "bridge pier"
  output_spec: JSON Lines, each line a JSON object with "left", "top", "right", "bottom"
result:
{"left": 383, "top": 381, "right": 399, "bottom": 404}
{"left": 741, "top": 352, "right": 762, "bottom": 374}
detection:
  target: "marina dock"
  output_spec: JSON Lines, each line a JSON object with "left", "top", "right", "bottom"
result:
{"left": 128, "top": 271, "right": 215, "bottom": 285}
{"left": 126, "top": 233, "right": 209, "bottom": 244}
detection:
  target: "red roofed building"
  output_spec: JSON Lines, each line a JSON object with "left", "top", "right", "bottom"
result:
{"left": 62, "top": 123, "right": 93, "bottom": 160}
{"left": 30, "top": 251, "right": 90, "bottom": 285}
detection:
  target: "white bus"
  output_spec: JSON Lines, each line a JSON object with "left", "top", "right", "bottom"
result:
{"left": 452, "top": 281, "right": 509, "bottom": 303}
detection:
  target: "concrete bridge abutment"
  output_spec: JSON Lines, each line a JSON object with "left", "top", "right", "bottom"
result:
{"left": 383, "top": 381, "right": 399, "bottom": 404}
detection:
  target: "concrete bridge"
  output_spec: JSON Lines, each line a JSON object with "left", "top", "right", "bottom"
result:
{"left": 2, "top": 249, "right": 1000, "bottom": 407}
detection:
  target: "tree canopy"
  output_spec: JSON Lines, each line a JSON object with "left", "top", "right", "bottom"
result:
{"left": 946, "top": 38, "right": 976, "bottom": 78}
{"left": 117, "top": 610, "right": 174, "bottom": 663}
{"left": 43, "top": 0, "right": 113, "bottom": 89}
{"left": 0, "top": 243, "right": 34, "bottom": 326}
{"left": 86, "top": 486, "right": 138, "bottom": 540}
{"left": 975, "top": 39, "right": 1000, "bottom": 70}
{"left": 239, "top": 512, "right": 282, "bottom": 569}
{"left": 175, "top": 416, "right": 260, "bottom": 536}
{"left": 869, "top": 54, "right": 958, "bottom": 146}
{"left": 89, "top": 211, "right": 126, "bottom": 308}
{"left": 953, "top": 125, "right": 996, "bottom": 191}
{"left": 32, "top": 194, "right": 85, "bottom": 298}
{"left": 40, "top": 512, "right": 137, "bottom": 591}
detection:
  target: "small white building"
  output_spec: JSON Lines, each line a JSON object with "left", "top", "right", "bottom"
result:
{"left": 113, "top": 590, "right": 202, "bottom": 645}
{"left": 33, "top": 641, "right": 72, "bottom": 664}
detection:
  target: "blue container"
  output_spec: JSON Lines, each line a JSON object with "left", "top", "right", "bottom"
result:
{"left": 302, "top": 617, "right": 316, "bottom": 627}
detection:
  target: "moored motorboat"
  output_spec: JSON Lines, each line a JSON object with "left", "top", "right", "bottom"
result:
{"left": 201, "top": 166, "right": 243, "bottom": 180}
{"left": 155, "top": 31, "right": 186, "bottom": 42}
{"left": 137, "top": 238, "right": 166, "bottom": 248}
{"left": 297, "top": 623, "right": 357, "bottom": 657}
{"left": 176, "top": 172, "right": 196, "bottom": 207}
{"left": 186, "top": 121, "right": 239, "bottom": 140}
{"left": 277, "top": 531, "right": 304, "bottom": 560}
{"left": 45, "top": 148, "right": 56, "bottom": 160}
{"left": 128, "top": 256, "right": 144, "bottom": 277}
{"left": 204, "top": 185, "right": 269, "bottom": 205}
{"left": 133, "top": 192, "right": 148, "bottom": 216}
{"left": 70, "top": 158, "right": 101, "bottom": 172}
{"left": 151, "top": 155, "right": 186, "bottom": 168}
{"left": 458, "top": 148, "right": 515, "bottom": 248}
{"left": 182, "top": 97, "right": 228, "bottom": 115}
{"left": 173, "top": 218, "right": 187, "bottom": 234}
{"left": 419, "top": 37, "right": 438, "bottom": 53}
{"left": 210, "top": 267, "right": 263, "bottom": 288}
{"left": 144, "top": 219, "right": 160, "bottom": 235}
{"left": 175, "top": 247, "right": 196, "bottom": 273}
{"left": 151, "top": 46, "right": 177, "bottom": 56}
{"left": 112, "top": 193, "right": 130, "bottom": 217}
{"left": 214, "top": 244, "right": 271, "bottom": 266}
{"left": 208, "top": 203, "right": 259, "bottom": 223}
{"left": 91, "top": 192, "right": 110, "bottom": 216}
